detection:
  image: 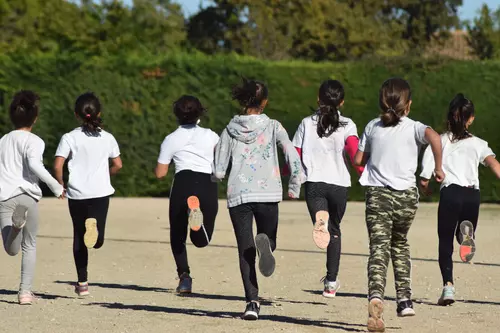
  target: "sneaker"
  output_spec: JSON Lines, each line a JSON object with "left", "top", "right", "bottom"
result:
{"left": 176, "top": 273, "right": 192, "bottom": 294}
{"left": 84, "top": 218, "right": 98, "bottom": 248}
{"left": 243, "top": 301, "right": 260, "bottom": 320}
{"left": 18, "top": 291, "right": 37, "bottom": 305}
{"left": 396, "top": 299, "right": 416, "bottom": 317}
{"left": 459, "top": 221, "right": 475, "bottom": 263}
{"left": 321, "top": 277, "right": 340, "bottom": 298}
{"left": 313, "top": 211, "right": 330, "bottom": 249}
{"left": 12, "top": 206, "right": 28, "bottom": 230}
{"left": 75, "top": 282, "right": 90, "bottom": 297}
{"left": 367, "top": 298, "right": 385, "bottom": 332}
{"left": 255, "top": 233, "right": 276, "bottom": 277}
{"left": 187, "top": 196, "right": 203, "bottom": 232}
{"left": 437, "top": 284, "right": 456, "bottom": 306}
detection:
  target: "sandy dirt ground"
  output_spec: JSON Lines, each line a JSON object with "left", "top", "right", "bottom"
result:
{"left": 1, "top": 199, "right": 499, "bottom": 333}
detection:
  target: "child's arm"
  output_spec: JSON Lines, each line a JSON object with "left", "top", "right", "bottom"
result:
{"left": 110, "top": 157, "right": 123, "bottom": 176}
{"left": 109, "top": 136, "right": 122, "bottom": 176}
{"left": 345, "top": 136, "right": 364, "bottom": 175}
{"left": 28, "top": 140, "right": 64, "bottom": 198}
{"left": 155, "top": 163, "right": 169, "bottom": 179}
{"left": 424, "top": 128, "right": 445, "bottom": 182}
{"left": 214, "top": 129, "right": 232, "bottom": 180}
{"left": 419, "top": 145, "right": 434, "bottom": 195}
{"left": 53, "top": 156, "right": 65, "bottom": 185}
{"left": 276, "top": 122, "right": 303, "bottom": 199}
{"left": 484, "top": 155, "right": 500, "bottom": 179}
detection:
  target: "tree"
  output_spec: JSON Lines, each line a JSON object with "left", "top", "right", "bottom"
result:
{"left": 467, "top": 4, "right": 500, "bottom": 60}
{"left": 381, "top": 0, "right": 463, "bottom": 53}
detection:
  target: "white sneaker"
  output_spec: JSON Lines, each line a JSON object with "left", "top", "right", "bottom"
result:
{"left": 322, "top": 278, "right": 340, "bottom": 298}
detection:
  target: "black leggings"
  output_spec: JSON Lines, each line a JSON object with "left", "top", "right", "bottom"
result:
{"left": 69, "top": 196, "right": 110, "bottom": 282}
{"left": 229, "top": 203, "right": 279, "bottom": 302}
{"left": 169, "top": 170, "right": 218, "bottom": 276}
{"left": 305, "top": 182, "right": 348, "bottom": 281}
{"left": 438, "top": 184, "right": 480, "bottom": 285}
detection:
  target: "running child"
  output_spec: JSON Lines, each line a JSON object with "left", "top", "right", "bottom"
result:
{"left": 354, "top": 78, "right": 444, "bottom": 332}
{"left": 214, "top": 78, "right": 303, "bottom": 320}
{"left": 420, "top": 93, "right": 500, "bottom": 306}
{"left": 155, "top": 95, "right": 219, "bottom": 294}
{"left": 292, "top": 80, "right": 364, "bottom": 298}
{"left": 0, "top": 90, "right": 65, "bottom": 305}
{"left": 54, "top": 92, "right": 122, "bottom": 297}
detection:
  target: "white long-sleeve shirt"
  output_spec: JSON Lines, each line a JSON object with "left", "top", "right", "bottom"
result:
{"left": 420, "top": 132, "right": 495, "bottom": 190}
{"left": 0, "top": 130, "right": 63, "bottom": 201}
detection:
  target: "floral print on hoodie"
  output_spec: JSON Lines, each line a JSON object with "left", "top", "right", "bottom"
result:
{"left": 215, "top": 114, "right": 303, "bottom": 208}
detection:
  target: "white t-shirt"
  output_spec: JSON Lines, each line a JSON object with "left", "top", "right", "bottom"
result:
{"left": 0, "top": 130, "right": 63, "bottom": 201}
{"left": 55, "top": 127, "right": 120, "bottom": 200}
{"left": 358, "top": 116, "right": 429, "bottom": 190}
{"left": 292, "top": 113, "right": 358, "bottom": 187}
{"left": 158, "top": 125, "right": 219, "bottom": 174}
{"left": 421, "top": 133, "right": 495, "bottom": 190}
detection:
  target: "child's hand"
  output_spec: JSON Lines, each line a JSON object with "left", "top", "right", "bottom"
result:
{"left": 58, "top": 189, "right": 67, "bottom": 200}
{"left": 420, "top": 179, "right": 431, "bottom": 196}
{"left": 288, "top": 191, "right": 298, "bottom": 199}
{"left": 434, "top": 169, "right": 445, "bottom": 183}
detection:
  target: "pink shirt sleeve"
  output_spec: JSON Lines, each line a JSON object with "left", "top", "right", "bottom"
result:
{"left": 345, "top": 135, "right": 364, "bottom": 175}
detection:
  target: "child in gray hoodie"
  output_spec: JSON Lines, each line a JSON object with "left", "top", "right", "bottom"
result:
{"left": 214, "top": 78, "right": 303, "bottom": 320}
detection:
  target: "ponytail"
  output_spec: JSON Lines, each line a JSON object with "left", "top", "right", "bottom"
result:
{"left": 448, "top": 93, "right": 474, "bottom": 142}
{"left": 316, "top": 80, "right": 346, "bottom": 138}
{"left": 75, "top": 92, "right": 102, "bottom": 137}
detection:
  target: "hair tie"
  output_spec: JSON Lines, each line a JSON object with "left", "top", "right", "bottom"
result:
{"left": 85, "top": 114, "right": 91, "bottom": 119}
{"left": 387, "top": 108, "right": 396, "bottom": 114}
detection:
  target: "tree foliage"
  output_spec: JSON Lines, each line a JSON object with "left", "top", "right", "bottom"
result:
{"left": 467, "top": 4, "right": 500, "bottom": 60}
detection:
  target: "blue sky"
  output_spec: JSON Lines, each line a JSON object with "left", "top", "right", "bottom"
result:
{"left": 120, "top": 0, "right": 500, "bottom": 20}
{"left": 177, "top": 0, "right": 500, "bottom": 19}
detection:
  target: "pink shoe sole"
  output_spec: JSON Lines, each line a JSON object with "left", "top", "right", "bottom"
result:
{"left": 313, "top": 211, "right": 330, "bottom": 249}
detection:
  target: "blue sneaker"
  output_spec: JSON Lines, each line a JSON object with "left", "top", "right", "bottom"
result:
{"left": 438, "top": 284, "right": 456, "bottom": 306}
{"left": 176, "top": 273, "right": 192, "bottom": 294}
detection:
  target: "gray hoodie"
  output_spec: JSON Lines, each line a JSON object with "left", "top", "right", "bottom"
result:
{"left": 214, "top": 114, "right": 303, "bottom": 208}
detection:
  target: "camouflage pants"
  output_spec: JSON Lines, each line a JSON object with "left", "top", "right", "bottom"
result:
{"left": 365, "top": 186, "right": 419, "bottom": 301}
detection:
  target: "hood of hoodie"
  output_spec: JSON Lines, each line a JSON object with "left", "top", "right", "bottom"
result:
{"left": 226, "top": 114, "right": 271, "bottom": 144}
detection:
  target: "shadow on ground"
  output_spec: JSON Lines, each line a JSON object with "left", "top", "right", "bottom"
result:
{"left": 54, "top": 280, "right": 327, "bottom": 306}
{"left": 0, "top": 288, "right": 72, "bottom": 304}
{"left": 88, "top": 301, "right": 398, "bottom": 332}
{"left": 303, "top": 290, "right": 500, "bottom": 307}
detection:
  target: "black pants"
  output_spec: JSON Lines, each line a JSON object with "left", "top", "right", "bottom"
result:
{"left": 169, "top": 170, "right": 218, "bottom": 276}
{"left": 69, "top": 196, "right": 110, "bottom": 282}
{"left": 438, "top": 184, "right": 480, "bottom": 285}
{"left": 229, "top": 203, "right": 279, "bottom": 302}
{"left": 305, "top": 182, "right": 348, "bottom": 281}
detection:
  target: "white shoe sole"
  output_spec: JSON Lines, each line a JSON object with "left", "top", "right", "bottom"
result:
{"left": 84, "top": 218, "right": 98, "bottom": 248}
{"left": 243, "top": 311, "right": 259, "bottom": 321}
{"left": 313, "top": 211, "right": 330, "bottom": 249}
{"left": 397, "top": 308, "right": 416, "bottom": 317}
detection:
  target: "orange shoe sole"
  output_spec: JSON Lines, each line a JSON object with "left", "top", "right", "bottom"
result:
{"left": 187, "top": 196, "right": 203, "bottom": 232}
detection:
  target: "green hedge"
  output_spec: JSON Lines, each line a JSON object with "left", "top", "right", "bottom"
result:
{"left": 0, "top": 53, "right": 499, "bottom": 202}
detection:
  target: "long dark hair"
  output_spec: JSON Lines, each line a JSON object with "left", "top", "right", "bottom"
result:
{"left": 379, "top": 78, "right": 412, "bottom": 127}
{"left": 316, "top": 80, "right": 347, "bottom": 138}
{"left": 75, "top": 92, "right": 102, "bottom": 136}
{"left": 231, "top": 77, "right": 268, "bottom": 114}
{"left": 448, "top": 93, "right": 474, "bottom": 142}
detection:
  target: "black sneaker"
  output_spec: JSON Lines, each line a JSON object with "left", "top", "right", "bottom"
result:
{"left": 255, "top": 234, "right": 275, "bottom": 277}
{"left": 396, "top": 299, "right": 416, "bottom": 317}
{"left": 176, "top": 273, "right": 192, "bottom": 294}
{"left": 243, "top": 301, "right": 260, "bottom": 320}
